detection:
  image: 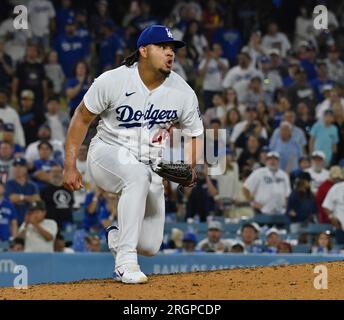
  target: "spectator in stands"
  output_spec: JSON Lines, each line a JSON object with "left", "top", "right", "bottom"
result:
{"left": 196, "top": 221, "right": 231, "bottom": 253}
{"left": 173, "top": 46, "right": 196, "bottom": 87}
{"left": 179, "top": 232, "right": 198, "bottom": 253}
{"left": 224, "top": 87, "right": 246, "bottom": 116}
{"left": 325, "top": 46, "right": 344, "bottom": 83}
{"left": 0, "top": 141, "right": 15, "bottom": 182}
{"left": 19, "top": 90, "right": 46, "bottom": 145}
{"left": 9, "top": 238, "right": 24, "bottom": 252}
{"left": 264, "top": 228, "right": 281, "bottom": 254}
{"left": 27, "top": 0, "right": 56, "bottom": 50}
{"left": 85, "top": 234, "right": 102, "bottom": 252}
{"left": 55, "top": 0, "right": 75, "bottom": 36}
{"left": 222, "top": 51, "right": 262, "bottom": 103}
{"left": 311, "top": 231, "right": 336, "bottom": 254}
{"left": 322, "top": 179, "right": 344, "bottom": 244}
{"left": 243, "top": 151, "right": 291, "bottom": 215}
{"left": 316, "top": 166, "right": 343, "bottom": 224}
{"left": 243, "top": 77, "right": 267, "bottom": 108}
{"left": 75, "top": 9, "right": 93, "bottom": 59}
{"left": 198, "top": 43, "right": 229, "bottom": 109}
{"left": 293, "top": 6, "right": 317, "bottom": 50}
{"left": 212, "top": 149, "right": 240, "bottom": 216}
{"left": 332, "top": 103, "right": 344, "bottom": 164}
{"left": 237, "top": 134, "right": 261, "bottom": 173}
{"left": 54, "top": 18, "right": 89, "bottom": 78}
{"left": 277, "top": 241, "right": 292, "bottom": 253}
{"left": 262, "top": 22, "right": 291, "bottom": 58}
{"left": 16, "top": 200, "right": 58, "bottom": 252}
{"left": 224, "top": 108, "right": 241, "bottom": 142}
{"left": 31, "top": 141, "right": 58, "bottom": 190}
{"left": 40, "top": 164, "right": 74, "bottom": 231}
{"left": 259, "top": 56, "right": 283, "bottom": 106}
{"left": 182, "top": 20, "right": 208, "bottom": 63}
{"left": 163, "top": 180, "right": 178, "bottom": 216}
{"left": 241, "top": 30, "right": 264, "bottom": 68}
{"left": 54, "top": 233, "right": 74, "bottom": 253}
{"left": 290, "top": 155, "right": 311, "bottom": 188}
{"left": 131, "top": 0, "right": 160, "bottom": 33}
{"left": 0, "top": 181, "right": 17, "bottom": 241}
{"left": 0, "top": 38, "right": 14, "bottom": 90}
{"left": 295, "top": 102, "right": 315, "bottom": 141}
{"left": 309, "top": 109, "right": 339, "bottom": 166}
{"left": 166, "top": 228, "right": 183, "bottom": 250}
{"left": 203, "top": 94, "right": 227, "bottom": 127}
{"left": 0, "top": 11, "right": 32, "bottom": 66}
{"left": 287, "top": 67, "right": 316, "bottom": 112}
{"left": 230, "top": 240, "right": 245, "bottom": 253}
{"left": 99, "top": 20, "right": 123, "bottom": 72}
{"left": 65, "top": 60, "right": 92, "bottom": 117}
{"left": 44, "top": 50, "right": 65, "bottom": 95}
{"left": 83, "top": 187, "right": 118, "bottom": 232}
{"left": 270, "top": 110, "right": 307, "bottom": 154}
{"left": 90, "top": 0, "right": 115, "bottom": 41}
{"left": 4, "top": 157, "right": 40, "bottom": 225}
{"left": 12, "top": 44, "right": 48, "bottom": 105}
{"left": 310, "top": 60, "right": 336, "bottom": 103}
{"left": 2, "top": 123, "right": 25, "bottom": 155}
{"left": 185, "top": 164, "right": 218, "bottom": 222}
{"left": 316, "top": 88, "right": 344, "bottom": 121}
{"left": 240, "top": 222, "right": 262, "bottom": 253}
{"left": 298, "top": 42, "right": 317, "bottom": 82}
{"left": 286, "top": 171, "right": 317, "bottom": 233}
{"left": 45, "top": 96, "right": 68, "bottom": 143}
{"left": 269, "top": 121, "right": 302, "bottom": 173}
{"left": 268, "top": 49, "right": 287, "bottom": 79}
{"left": 271, "top": 94, "right": 291, "bottom": 130}
{"left": 0, "top": 88, "right": 26, "bottom": 147}
{"left": 230, "top": 106, "right": 268, "bottom": 152}
{"left": 306, "top": 151, "right": 329, "bottom": 194}
{"left": 25, "top": 124, "right": 64, "bottom": 166}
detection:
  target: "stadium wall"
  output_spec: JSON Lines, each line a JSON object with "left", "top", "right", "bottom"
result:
{"left": 0, "top": 253, "right": 343, "bottom": 287}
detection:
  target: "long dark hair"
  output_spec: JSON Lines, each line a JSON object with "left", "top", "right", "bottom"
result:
{"left": 122, "top": 49, "right": 140, "bottom": 67}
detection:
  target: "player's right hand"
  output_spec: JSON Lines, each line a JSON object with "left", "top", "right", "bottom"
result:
{"left": 63, "top": 167, "right": 84, "bottom": 191}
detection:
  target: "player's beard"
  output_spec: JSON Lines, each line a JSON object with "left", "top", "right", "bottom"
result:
{"left": 158, "top": 68, "right": 171, "bottom": 78}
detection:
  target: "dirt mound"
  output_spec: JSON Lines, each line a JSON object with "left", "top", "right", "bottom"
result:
{"left": 0, "top": 261, "right": 342, "bottom": 300}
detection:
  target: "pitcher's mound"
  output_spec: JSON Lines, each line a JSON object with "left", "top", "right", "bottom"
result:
{"left": 1, "top": 261, "right": 343, "bottom": 300}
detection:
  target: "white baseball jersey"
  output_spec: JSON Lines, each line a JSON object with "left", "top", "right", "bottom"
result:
{"left": 306, "top": 167, "right": 329, "bottom": 193}
{"left": 322, "top": 181, "right": 344, "bottom": 229}
{"left": 244, "top": 167, "right": 291, "bottom": 215}
{"left": 84, "top": 63, "right": 204, "bottom": 163}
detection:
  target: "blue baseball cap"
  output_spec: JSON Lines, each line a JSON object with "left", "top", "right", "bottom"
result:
{"left": 183, "top": 232, "right": 197, "bottom": 243}
{"left": 13, "top": 157, "right": 27, "bottom": 167}
{"left": 136, "top": 25, "right": 185, "bottom": 49}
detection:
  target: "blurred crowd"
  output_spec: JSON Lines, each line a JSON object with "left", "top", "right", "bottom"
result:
{"left": 0, "top": 0, "right": 344, "bottom": 254}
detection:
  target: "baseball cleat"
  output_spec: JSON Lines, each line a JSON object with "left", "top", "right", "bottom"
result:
{"left": 114, "top": 264, "right": 148, "bottom": 284}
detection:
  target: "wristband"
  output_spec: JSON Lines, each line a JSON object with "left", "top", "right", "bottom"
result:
{"left": 20, "top": 194, "right": 24, "bottom": 201}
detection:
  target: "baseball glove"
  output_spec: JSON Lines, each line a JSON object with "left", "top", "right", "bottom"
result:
{"left": 152, "top": 161, "right": 196, "bottom": 188}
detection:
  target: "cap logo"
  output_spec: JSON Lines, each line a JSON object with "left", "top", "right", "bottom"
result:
{"left": 165, "top": 28, "right": 173, "bottom": 39}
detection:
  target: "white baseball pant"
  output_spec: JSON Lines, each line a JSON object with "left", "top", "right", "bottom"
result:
{"left": 87, "top": 137, "right": 165, "bottom": 267}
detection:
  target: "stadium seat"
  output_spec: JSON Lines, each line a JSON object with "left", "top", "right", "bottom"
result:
{"left": 72, "top": 209, "right": 84, "bottom": 223}
{"left": 251, "top": 215, "right": 290, "bottom": 227}
{"left": 301, "top": 223, "right": 334, "bottom": 234}
{"left": 0, "top": 241, "right": 9, "bottom": 251}
{"left": 292, "top": 244, "right": 311, "bottom": 253}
